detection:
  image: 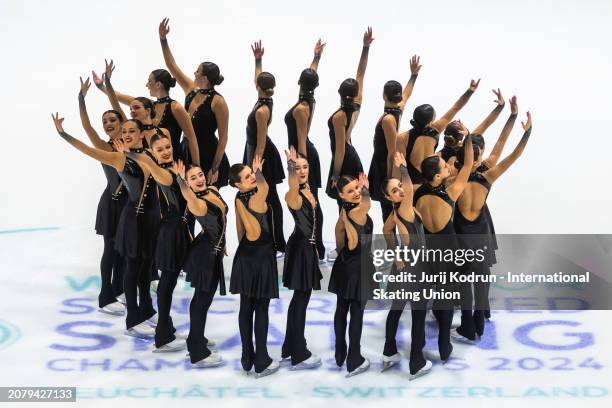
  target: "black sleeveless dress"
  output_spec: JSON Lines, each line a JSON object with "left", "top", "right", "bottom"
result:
{"left": 184, "top": 188, "right": 228, "bottom": 294}
{"left": 325, "top": 104, "right": 363, "bottom": 200}
{"left": 328, "top": 207, "right": 376, "bottom": 301}
{"left": 285, "top": 98, "right": 321, "bottom": 188}
{"left": 230, "top": 189, "right": 280, "bottom": 299}
{"left": 184, "top": 89, "right": 230, "bottom": 187}
{"left": 114, "top": 151, "right": 161, "bottom": 259}
{"left": 154, "top": 97, "right": 183, "bottom": 161}
{"left": 243, "top": 98, "right": 285, "bottom": 185}
{"left": 282, "top": 188, "right": 323, "bottom": 290}
{"left": 406, "top": 128, "right": 440, "bottom": 184}
{"left": 476, "top": 163, "right": 498, "bottom": 251}
{"left": 154, "top": 169, "right": 191, "bottom": 272}
{"left": 453, "top": 172, "right": 497, "bottom": 266}
{"left": 385, "top": 206, "right": 429, "bottom": 294}
{"left": 95, "top": 140, "right": 127, "bottom": 239}
{"left": 368, "top": 107, "right": 401, "bottom": 202}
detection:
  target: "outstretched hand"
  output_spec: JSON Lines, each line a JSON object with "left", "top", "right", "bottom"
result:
{"left": 104, "top": 59, "right": 116, "bottom": 80}
{"left": 251, "top": 40, "right": 264, "bottom": 59}
{"left": 410, "top": 55, "right": 422, "bottom": 75}
{"left": 358, "top": 172, "right": 369, "bottom": 189}
{"left": 176, "top": 159, "right": 186, "bottom": 179}
{"left": 207, "top": 169, "right": 219, "bottom": 185}
{"left": 252, "top": 154, "right": 265, "bottom": 173}
{"left": 159, "top": 18, "right": 170, "bottom": 39}
{"left": 363, "top": 27, "right": 374, "bottom": 47}
{"left": 91, "top": 70, "right": 106, "bottom": 91}
{"left": 79, "top": 76, "right": 91, "bottom": 97}
{"left": 492, "top": 88, "right": 504, "bottom": 106}
{"left": 284, "top": 145, "right": 298, "bottom": 163}
{"left": 51, "top": 112, "right": 65, "bottom": 134}
{"left": 469, "top": 78, "right": 481, "bottom": 92}
{"left": 510, "top": 95, "right": 518, "bottom": 115}
{"left": 314, "top": 38, "right": 326, "bottom": 56}
{"left": 394, "top": 151, "right": 407, "bottom": 168}
{"left": 112, "top": 138, "right": 129, "bottom": 153}
{"left": 521, "top": 111, "right": 532, "bottom": 132}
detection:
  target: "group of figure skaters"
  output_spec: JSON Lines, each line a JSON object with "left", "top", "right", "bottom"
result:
{"left": 52, "top": 20, "right": 533, "bottom": 379}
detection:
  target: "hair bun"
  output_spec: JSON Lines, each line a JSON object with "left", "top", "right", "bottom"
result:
{"left": 169, "top": 77, "right": 177, "bottom": 88}
{"left": 216, "top": 74, "right": 224, "bottom": 86}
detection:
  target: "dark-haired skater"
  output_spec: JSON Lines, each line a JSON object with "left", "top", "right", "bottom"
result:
{"left": 52, "top": 115, "right": 159, "bottom": 338}
{"left": 368, "top": 55, "right": 421, "bottom": 223}
{"left": 123, "top": 134, "right": 192, "bottom": 353}
{"left": 243, "top": 40, "right": 286, "bottom": 255}
{"left": 229, "top": 156, "right": 280, "bottom": 378}
{"left": 157, "top": 18, "right": 230, "bottom": 185}
{"left": 285, "top": 38, "right": 326, "bottom": 260}
{"left": 281, "top": 147, "right": 323, "bottom": 370}
{"left": 398, "top": 79, "right": 480, "bottom": 187}
{"left": 177, "top": 161, "right": 228, "bottom": 368}
{"left": 329, "top": 173, "right": 375, "bottom": 377}
{"left": 380, "top": 152, "right": 432, "bottom": 380}
{"left": 325, "top": 27, "right": 373, "bottom": 262}
{"left": 77, "top": 77, "right": 126, "bottom": 316}
{"left": 451, "top": 112, "right": 532, "bottom": 343}
{"left": 413, "top": 136, "right": 475, "bottom": 362}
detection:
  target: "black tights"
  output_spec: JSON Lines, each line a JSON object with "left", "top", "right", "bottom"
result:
{"left": 154, "top": 270, "right": 180, "bottom": 347}
{"left": 187, "top": 289, "right": 216, "bottom": 363}
{"left": 123, "top": 256, "right": 156, "bottom": 329}
{"left": 457, "top": 267, "right": 490, "bottom": 339}
{"left": 267, "top": 183, "right": 286, "bottom": 253}
{"left": 238, "top": 295, "right": 272, "bottom": 373}
{"left": 383, "top": 300, "right": 427, "bottom": 374}
{"left": 99, "top": 236, "right": 123, "bottom": 308}
{"left": 282, "top": 290, "right": 313, "bottom": 365}
{"left": 432, "top": 303, "right": 453, "bottom": 362}
{"left": 334, "top": 296, "right": 365, "bottom": 372}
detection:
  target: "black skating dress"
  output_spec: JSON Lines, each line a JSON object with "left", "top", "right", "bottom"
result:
{"left": 184, "top": 89, "right": 230, "bottom": 187}
{"left": 243, "top": 97, "right": 285, "bottom": 185}
{"left": 325, "top": 104, "right": 363, "bottom": 200}
{"left": 184, "top": 188, "right": 228, "bottom": 295}
{"left": 405, "top": 128, "right": 440, "bottom": 185}
{"left": 328, "top": 205, "right": 376, "bottom": 302}
{"left": 154, "top": 97, "right": 183, "bottom": 161}
{"left": 282, "top": 187, "right": 323, "bottom": 290}
{"left": 285, "top": 98, "right": 321, "bottom": 188}
{"left": 95, "top": 140, "right": 127, "bottom": 238}
{"left": 114, "top": 150, "right": 161, "bottom": 259}
{"left": 154, "top": 166, "right": 191, "bottom": 272}
{"left": 368, "top": 107, "right": 401, "bottom": 202}
{"left": 230, "top": 189, "right": 280, "bottom": 299}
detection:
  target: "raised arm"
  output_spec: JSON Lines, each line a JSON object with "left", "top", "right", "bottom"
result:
{"left": 472, "top": 88, "right": 505, "bottom": 135}
{"left": 52, "top": 113, "right": 125, "bottom": 171}
{"left": 355, "top": 27, "right": 374, "bottom": 105}
{"left": 125, "top": 151, "right": 173, "bottom": 186}
{"left": 431, "top": 79, "right": 480, "bottom": 133}
{"left": 78, "top": 77, "right": 111, "bottom": 151}
{"left": 394, "top": 152, "right": 415, "bottom": 217}
{"left": 310, "top": 38, "right": 326, "bottom": 71}
{"left": 294, "top": 104, "right": 309, "bottom": 158}
{"left": 330, "top": 113, "right": 347, "bottom": 188}
{"left": 284, "top": 147, "right": 302, "bottom": 210}
{"left": 484, "top": 112, "right": 532, "bottom": 184}
{"left": 171, "top": 102, "right": 200, "bottom": 166}
{"left": 90, "top": 70, "right": 135, "bottom": 106}
{"left": 252, "top": 40, "right": 264, "bottom": 88}
{"left": 210, "top": 96, "right": 229, "bottom": 184}
{"left": 447, "top": 135, "right": 474, "bottom": 201}
{"left": 250, "top": 155, "right": 269, "bottom": 210}
{"left": 350, "top": 172, "right": 372, "bottom": 222}
{"left": 254, "top": 106, "right": 269, "bottom": 158}
{"left": 102, "top": 60, "right": 127, "bottom": 121}
{"left": 483, "top": 95, "right": 518, "bottom": 168}
{"left": 382, "top": 115, "right": 398, "bottom": 178}
{"left": 399, "top": 55, "right": 421, "bottom": 111}
{"left": 159, "top": 18, "right": 194, "bottom": 95}
{"left": 175, "top": 160, "right": 207, "bottom": 215}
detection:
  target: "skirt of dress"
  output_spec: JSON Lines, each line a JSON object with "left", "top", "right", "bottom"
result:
{"left": 114, "top": 206, "right": 160, "bottom": 259}
{"left": 230, "top": 238, "right": 279, "bottom": 299}
{"left": 328, "top": 248, "right": 376, "bottom": 302}
{"left": 282, "top": 234, "right": 322, "bottom": 291}
{"left": 154, "top": 217, "right": 191, "bottom": 272}
{"left": 184, "top": 233, "right": 226, "bottom": 295}
{"left": 95, "top": 186, "right": 127, "bottom": 239}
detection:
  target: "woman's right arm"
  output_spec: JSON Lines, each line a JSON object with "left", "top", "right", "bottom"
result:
{"left": 355, "top": 27, "right": 374, "bottom": 105}
{"left": 52, "top": 113, "right": 125, "bottom": 171}
{"left": 78, "top": 77, "right": 112, "bottom": 151}
{"left": 159, "top": 18, "right": 194, "bottom": 95}
{"left": 102, "top": 60, "right": 127, "bottom": 121}
{"left": 175, "top": 160, "right": 207, "bottom": 216}
{"left": 431, "top": 79, "right": 480, "bottom": 133}
{"left": 483, "top": 96, "right": 519, "bottom": 168}
{"left": 251, "top": 40, "right": 264, "bottom": 88}
{"left": 331, "top": 112, "right": 347, "bottom": 188}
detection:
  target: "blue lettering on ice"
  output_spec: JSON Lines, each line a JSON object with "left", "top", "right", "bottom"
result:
{"left": 514, "top": 320, "right": 594, "bottom": 350}
{"left": 60, "top": 298, "right": 97, "bottom": 314}
{"left": 50, "top": 321, "right": 116, "bottom": 351}
{"left": 65, "top": 276, "right": 100, "bottom": 291}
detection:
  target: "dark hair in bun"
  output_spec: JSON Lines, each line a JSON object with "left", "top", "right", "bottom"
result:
{"left": 151, "top": 69, "right": 177, "bottom": 91}
{"left": 383, "top": 80, "right": 403, "bottom": 103}
{"left": 134, "top": 97, "right": 156, "bottom": 119}
{"left": 257, "top": 72, "right": 276, "bottom": 97}
{"left": 200, "top": 62, "right": 224, "bottom": 86}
